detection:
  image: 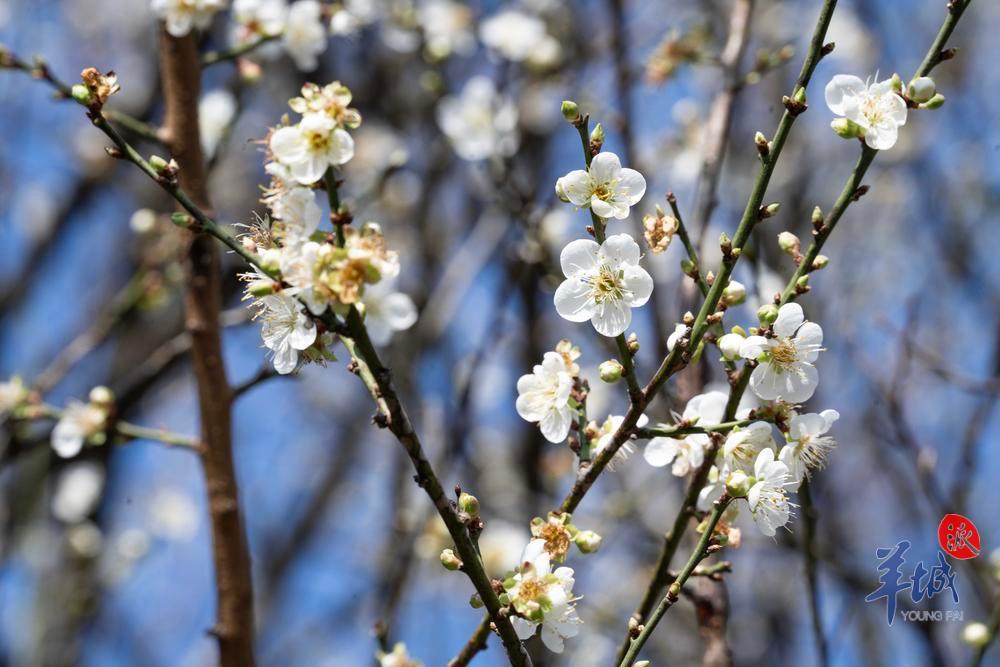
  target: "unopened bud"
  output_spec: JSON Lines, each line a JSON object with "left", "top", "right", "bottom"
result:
{"left": 920, "top": 93, "right": 945, "bottom": 110}
{"left": 907, "top": 76, "right": 936, "bottom": 103}
{"left": 754, "top": 131, "right": 769, "bottom": 158}
{"left": 574, "top": 530, "right": 603, "bottom": 554}
{"left": 458, "top": 493, "right": 480, "bottom": 519}
{"left": 71, "top": 84, "right": 93, "bottom": 106}
{"left": 590, "top": 122, "right": 604, "bottom": 145}
{"left": 248, "top": 280, "right": 277, "bottom": 297}
{"left": 722, "top": 280, "right": 746, "bottom": 306}
{"left": 831, "top": 117, "right": 865, "bottom": 139}
{"left": 725, "top": 470, "right": 752, "bottom": 498}
{"left": 680, "top": 258, "right": 696, "bottom": 275}
{"left": 757, "top": 304, "right": 779, "bottom": 325}
{"left": 599, "top": 359, "right": 624, "bottom": 383}
{"left": 561, "top": 100, "right": 580, "bottom": 123}
{"left": 149, "top": 154, "right": 170, "bottom": 173}
{"left": 719, "top": 231, "right": 732, "bottom": 254}
{"left": 890, "top": 73, "right": 903, "bottom": 94}
{"left": 796, "top": 275, "right": 810, "bottom": 290}
{"left": 554, "top": 176, "right": 570, "bottom": 203}
{"left": 682, "top": 311, "right": 695, "bottom": 326}
{"left": 760, "top": 202, "right": 781, "bottom": 219}
{"left": 88, "top": 386, "right": 115, "bottom": 409}
{"left": 793, "top": 87, "right": 806, "bottom": 104}
{"left": 627, "top": 332, "right": 639, "bottom": 354}
{"left": 778, "top": 231, "right": 801, "bottom": 255}
{"left": 812, "top": 255, "right": 829, "bottom": 270}
{"left": 705, "top": 271, "right": 715, "bottom": 286}
{"left": 170, "top": 212, "right": 194, "bottom": 228}
{"left": 811, "top": 206, "right": 824, "bottom": 226}
{"left": 718, "top": 332, "right": 744, "bottom": 361}
{"left": 440, "top": 548, "right": 463, "bottom": 571}
{"left": 469, "top": 593, "right": 484, "bottom": 609}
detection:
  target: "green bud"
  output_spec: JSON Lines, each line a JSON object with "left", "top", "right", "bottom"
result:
{"left": 811, "top": 206, "right": 824, "bottom": 226}
{"left": 778, "top": 231, "right": 800, "bottom": 255}
{"left": 812, "top": 255, "right": 830, "bottom": 270}
{"left": 440, "top": 548, "right": 463, "bottom": 571}
{"left": 890, "top": 73, "right": 903, "bottom": 94}
{"left": 754, "top": 131, "right": 770, "bottom": 157}
{"left": 170, "top": 212, "right": 194, "bottom": 228}
{"left": 731, "top": 325, "right": 747, "bottom": 336}
{"left": 590, "top": 122, "right": 604, "bottom": 145}
{"left": 469, "top": 593, "right": 484, "bottom": 609}
{"left": 561, "top": 100, "right": 580, "bottom": 122}
{"left": 722, "top": 280, "right": 746, "bottom": 306}
{"left": 458, "top": 493, "right": 480, "bottom": 519}
{"left": 627, "top": 332, "right": 639, "bottom": 354}
{"left": 71, "top": 84, "right": 93, "bottom": 106}
{"left": 248, "top": 279, "right": 277, "bottom": 297}
{"left": 757, "top": 304, "right": 779, "bottom": 325}
{"left": 719, "top": 231, "right": 732, "bottom": 252}
{"left": 574, "top": 530, "right": 603, "bottom": 554}
{"left": 725, "top": 470, "right": 752, "bottom": 498}
{"left": 796, "top": 275, "right": 810, "bottom": 289}
{"left": 831, "top": 117, "right": 865, "bottom": 139}
{"left": 761, "top": 202, "right": 781, "bottom": 219}
{"left": 680, "top": 258, "right": 696, "bottom": 275}
{"left": 920, "top": 93, "right": 945, "bottom": 110}
{"left": 907, "top": 76, "right": 936, "bottom": 103}
{"left": 599, "top": 359, "right": 624, "bottom": 383}
{"left": 149, "top": 155, "right": 170, "bottom": 172}
{"left": 793, "top": 86, "right": 806, "bottom": 104}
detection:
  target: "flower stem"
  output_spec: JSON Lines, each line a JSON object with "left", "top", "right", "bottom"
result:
{"left": 635, "top": 419, "right": 750, "bottom": 439}
{"left": 618, "top": 497, "right": 732, "bottom": 666}
{"left": 201, "top": 33, "right": 281, "bottom": 67}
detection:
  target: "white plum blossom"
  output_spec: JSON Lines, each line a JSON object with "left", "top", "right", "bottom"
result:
{"left": 505, "top": 539, "right": 581, "bottom": 653}
{"left": 554, "top": 234, "right": 653, "bottom": 337}
{"left": 198, "top": 89, "right": 237, "bottom": 158}
{"left": 417, "top": 0, "right": 474, "bottom": 59}
{"left": 479, "top": 10, "right": 546, "bottom": 62}
{"left": 516, "top": 352, "right": 574, "bottom": 443}
{"left": 557, "top": 152, "right": 646, "bottom": 220}
{"left": 270, "top": 186, "right": 321, "bottom": 240}
{"left": 723, "top": 421, "right": 776, "bottom": 473}
{"left": 232, "top": 0, "right": 287, "bottom": 47}
{"left": 779, "top": 409, "right": 840, "bottom": 485}
{"left": 52, "top": 401, "right": 108, "bottom": 458}
{"left": 436, "top": 76, "right": 519, "bottom": 161}
{"left": 52, "top": 462, "right": 105, "bottom": 524}
{"left": 258, "top": 292, "right": 318, "bottom": 374}
{"left": 747, "top": 448, "right": 793, "bottom": 537}
{"left": 284, "top": 0, "right": 327, "bottom": 70}
{"left": 378, "top": 643, "right": 421, "bottom": 667}
{"left": 644, "top": 390, "right": 727, "bottom": 476}
{"left": 270, "top": 113, "right": 355, "bottom": 184}
{"left": 666, "top": 322, "right": 687, "bottom": 351}
{"left": 594, "top": 413, "right": 648, "bottom": 467}
{"left": 740, "top": 302, "right": 823, "bottom": 403}
{"left": 360, "top": 278, "right": 418, "bottom": 346}
{"left": 825, "top": 74, "right": 907, "bottom": 150}
{"left": 151, "top": 0, "right": 226, "bottom": 37}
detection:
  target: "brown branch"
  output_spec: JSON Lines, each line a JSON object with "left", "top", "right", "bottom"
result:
{"left": 159, "top": 28, "right": 256, "bottom": 667}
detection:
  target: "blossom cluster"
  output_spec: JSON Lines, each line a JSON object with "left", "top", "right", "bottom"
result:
{"left": 241, "top": 82, "right": 416, "bottom": 374}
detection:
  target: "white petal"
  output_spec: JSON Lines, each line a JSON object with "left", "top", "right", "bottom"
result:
{"left": 539, "top": 407, "right": 573, "bottom": 443}
{"left": 327, "top": 128, "right": 355, "bottom": 165}
{"left": 794, "top": 322, "right": 824, "bottom": 362}
{"left": 559, "top": 239, "right": 601, "bottom": 277}
{"left": 622, "top": 265, "right": 653, "bottom": 307}
{"left": 820, "top": 409, "right": 840, "bottom": 430}
{"left": 616, "top": 168, "right": 646, "bottom": 204}
{"left": 380, "top": 292, "right": 418, "bottom": 331}
{"left": 52, "top": 422, "right": 85, "bottom": 458}
{"left": 825, "top": 74, "right": 866, "bottom": 116}
{"left": 590, "top": 197, "right": 615, "bottom": 219}
{"left": 287, "top": 318, "right": 317, "bottom": 350}
{"left": 739, "top": 335, "right": 770, "bottom": 360}
{"left": 589, "top": 152, "right": 622, "bottom": 183}
{"left": 591, "top": 299, "right": 631, "bottom": 337}
{"left": 559, "top": 170, "right": 593, "bottom": 207}
{"left": 511, "top": 616, "right": 537, "bottom": 641}
{"left": 644, "top": 437, "right": 680, "bottom": 467}
{"left": 269, "top": 125, "right": 306, "bottom": 164}
{"left": 600, "top": 233, "right": 641, "bottom": 266}
{"left": 554, "top": 278, "right": 595, "bottom": 323}
{"left": 864, "top": 122, "right": 898, "bottom": 150}
{"left": 781, "top": 363, "right": 819, "bottom": 403}
{"left": 540, "top": 624, "right": 565, "bottom": 653}
{"left": 749, "top": 363, "right": 784, "bottom": 401}
{"left": 773, "top": 302, "right": 804, "bottom": 337}
{"left": 791, "top": 413, "right": 827, "bottom": 439}
{"left": 272, "top": 343, "right": 299, "bottom": 374}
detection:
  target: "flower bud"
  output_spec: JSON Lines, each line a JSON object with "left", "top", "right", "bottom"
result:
{"left": 561, "top": 100, "right": 580, "bottom": 123}
{"left": 961, "top": 622, "right": 990, "bottom": 648}
{"left": 574, "top": 530, "right": 603, "bottom": 553}
{"left": 554, "top": 176, "right": 570, "bottom": 203}
{"left": 754, "top": 131, "right": 769, "bottom": 158}
{"left": 440, "top": 548, "right": 463, "bottom": 571}
{"left": 721, "top": 280, "right": 746, "bottom": 306}
{"left": 793, "top": 87, "right": 807, "bottom": 104}
{"left": 149, "top": 155, "right": 170, "bottom": 173}
{"left": 71, "top": 84, "right": 93, "bottom": 106}
{"left": 725, "top": 470, "right": 752, "bottom": 498}
{"left": 248, "top": 280, "right": 277, "bottom": 297}
{"left": 778, "top": 231, "right": 801, "bottom": 255}
{"left": 796, "top": 275, "right": 810, "bottom": 290}
{"left": 907, "top": 76, "right": 936, "bottom": 103}
{"left": 627, "top": 333, "right": 639, "bottom": 354}
{"left": 760, "top": 202, "right": 781, "bottom": 218}
{"left": 259, "top": 248, "right": 282, "bottom": 274}
{"left": 830, "top": 117, "right": 865, "bottom": 139}
{"left": 920, "top": 93, "right": 945, "bottom": 109}
{"left": 458, "top": 492, "right": 480, "bottom": 519}
{"left": 590, "top": 122, "right": 604, "bottom": 145}
{"left": 811, "top": 206, "right": 824, "bottom": 227}
{"left": 170, "top": 212, "right": 194, "bottom": 229}
{"left": 890, "top": 72, "right": 903, "bottom": 94}
{"left": 680, "top": 258, "right": 696, "bottom": 275}
{"left": 812, "top": 255, "right": 830, "bottom": 270}
{"left": 757, "top": 304, "right": 779, "bottom": 325}
{"left": 599, "top": 359, "right": 624, "bottom": 383}
{"left": 88, "top": 386, "right": 115, "bottom": 409}
{"left": 469, "top": 593, "right": 484, "bottom": 609}
{"left": 719, "top": 231, "right": 732, "bottom": 254}
{"left": 718, "top": 332, "right": 744, "bottom": 361}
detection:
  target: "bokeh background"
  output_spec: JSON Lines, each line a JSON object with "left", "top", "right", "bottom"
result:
{"left": 0, "top": 0, "right": 998, "bottom": 665}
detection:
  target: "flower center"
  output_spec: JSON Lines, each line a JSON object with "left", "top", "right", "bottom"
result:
{"left": 587, "top": 264, "right": 625, "bottom": 304}
{"left": 518, "top": 577, "right": 547, "bottom": 602}
{"left": 593, "top": 184, "right": 612, "bottom": 201}
{"left": 539, "top": 523, "right": 571, "bottom": 560}
{"left": 769, "top": 338, "right": 798, "bottom": 369}
{"left": 306, "top": 129, "right": 331, "bottom": 152}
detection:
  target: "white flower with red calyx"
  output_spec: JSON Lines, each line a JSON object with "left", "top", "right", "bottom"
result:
{"left": 740, "top": 302, "right": 823, "bottom": 403}
{"left": 436, "top": 76, "right": 519, "bottom": 161}
{"left": 779, "top": 409, "right": 840, "bottom": 487}
{"left": 283, "top": 0, "right": 327, "bottom": 71}
{"left": 644, "top": 390, "right": 728, "bottom": 476}
{"left": 503, "top": 539, "right": 582, "bottom": 654}
{"left": 152, "top": 0, "right": 227, "bottom": 38}
{"left": 556, "top": 152, "right": 646, "bottom": 220}
{"left": 257, "top": 292, "right": 318, "bottom": 374}
{"left": 825, "top": 74, "right": 907, "bottom": 150}
{"left": 516, "top": 352, "right": 575, "bottom": 443}
{"left": 747, "top": 448, "right": 793, "bottom": 537}
{"left": 269, "top": 113, "right": 355, "bottom": 185}
{"left": 360, "top": 277, "right": 418, "bottom": 346}
{"left": 594, "top": 413, "right": 649, "bottom": 468}
{"left": 723, "top": 421, "right": 777, "bottom": 474}
{"left": 554, "top": 234, "right": 653, "bottom": 337}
